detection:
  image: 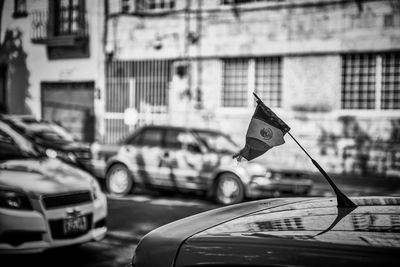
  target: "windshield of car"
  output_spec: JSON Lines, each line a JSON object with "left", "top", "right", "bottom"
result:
{"left": 20, "top": 121, "right": 75, "bottom": 142}
{"left": 194, "top": 130, "right": 239, "bottom": 154}
{"left": 0, "top": 124, "right": 44, "bottom": 160}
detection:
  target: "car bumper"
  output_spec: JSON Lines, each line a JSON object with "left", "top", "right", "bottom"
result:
{"left": 0, "top": 193, "right": 107, "bottom": 254}
{"left": 246, "top": 178, "right": 313, "bottom": 198}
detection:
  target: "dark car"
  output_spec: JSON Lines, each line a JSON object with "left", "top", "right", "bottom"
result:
{"left": 0, "top": 115, "right": 94, "bottom": 174}
{"left": 130, "top": 196, "right": 399, "bottom": 267}
{"left": 104, "top": 125, "right": 312, "bottom": 205}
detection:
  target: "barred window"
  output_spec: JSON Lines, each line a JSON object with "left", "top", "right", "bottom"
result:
{"left": 255, "top": 57, "right": 282, "bottom": 108}
{"left": 341, "top": 53, "right": 400, "bottom": 110}
{"left": 121, "top": 0, "right": 132, "bottom": 13}
{"left": 56, "top": 0, "right": 85, "bottom": 36}
{"left": 222, "top": 57, "right": 282, "bottom": 108}
{"left": 341, "top": 54, "right": 376, "bottom": 109}
{"left": 138, "top": 0, "right": 175, "bottom": 11}
{"left": 13, "top": 0, "right": 27, "bottom": 18}
{"left": 382, "top": 53, "right": 400, "bottom": 109}
{"left": 222, "top": 59, "right": 249, "bottom": 107}
{"left": 221, "top": 0, "right": 281, "bottom": 5}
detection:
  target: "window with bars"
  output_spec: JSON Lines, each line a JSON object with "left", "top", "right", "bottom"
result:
{"left": 222, "top": 58, "right": 282, "bottom": 108}
{"left": 121, "top": 0, "right": 132, "bottom": 13}
{"left": 137, "top": 0, "right": 175, "bottom": 11}
{"left": 220, "top": 0, "right": 283, "bottom": 5}
{"left": 341, "top": 53, "right": 400, "bottom": 110}
{"left": 255, "top": 58, "right": 282, "bottom": 108}
{"left": 382, "top": 53, "right": 400, "bottom": 109}
{"left": 13, "top": 0, "right": 27, "bottom": 18}
{"left": 222, "top": 59, "right": 248, "bottom": 107}
{"left": 55, "top": 0, "right": 85, "bottom": 36}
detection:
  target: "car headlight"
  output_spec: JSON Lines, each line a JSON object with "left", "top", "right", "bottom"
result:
{"left": 0, "top": 189, "right": 33, "bottom": 210}
{"left": 46, "top": 149, "right": 76, "bottom": 163}
{"left": 90, "top": 179, "right": 102, "bottom": 200}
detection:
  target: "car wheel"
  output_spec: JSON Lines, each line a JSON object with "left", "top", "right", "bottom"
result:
{"left": 106, "top": 164, "right": 133, "bottom": 196}
{"left": 214, "top": 173, "right": 244, "bottom": 205}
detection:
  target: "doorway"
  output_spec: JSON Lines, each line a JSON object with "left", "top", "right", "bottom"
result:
{"left": 41, "top": 81, "right": 95, "bottom": 142}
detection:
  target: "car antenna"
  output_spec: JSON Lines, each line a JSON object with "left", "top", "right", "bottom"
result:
{"left": 253, "top": 93, "right": 357, "bottom": 208}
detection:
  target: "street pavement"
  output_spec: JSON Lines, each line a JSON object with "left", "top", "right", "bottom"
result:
{"left": 1, "top": 192, "right": 219, "bottom": 267}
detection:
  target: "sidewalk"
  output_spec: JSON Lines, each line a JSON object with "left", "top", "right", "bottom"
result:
{"left": 306, "top": 172, "right": 400, "bottom": 197}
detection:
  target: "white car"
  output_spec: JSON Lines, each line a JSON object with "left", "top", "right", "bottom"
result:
{"left": 0, "top": 120, "right": 107, "bottom": 253}
{"left": 104, "top": 125, "right": 313, "bottom": 205}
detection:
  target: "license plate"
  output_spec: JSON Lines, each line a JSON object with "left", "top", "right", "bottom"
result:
{"left": 63, "top": 216, "right": 88, "bottom": 235}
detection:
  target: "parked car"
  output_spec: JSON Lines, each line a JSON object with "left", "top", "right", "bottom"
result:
{"left": 0, "top": 115, "right": 94, "bottom": 175}
{"left": 0, "top": 120, "right": 107, "bottom": 253}
{"left": 104, "top": 125, "right": 313, "bottom": 204}
{"left": 129, "top": 196, "right": 400, "bottom": 267}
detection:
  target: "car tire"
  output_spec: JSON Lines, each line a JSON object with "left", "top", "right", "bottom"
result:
{"left": 106, "top": 163, "right": 133, "bottom": 196}
{"left": 214, "top": 173, "right": 244, "bottom": 205}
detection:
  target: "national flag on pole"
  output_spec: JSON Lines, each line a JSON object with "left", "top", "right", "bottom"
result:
{"left": 233, "top": 93, "right": 291, "bottom": 161}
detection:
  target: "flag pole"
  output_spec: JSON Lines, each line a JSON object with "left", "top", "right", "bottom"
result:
{"left": 287, "top": 131, "right": 357, "bottom": 208}
{"left": 253, "top": 92, "right": 356, "bottom": 208}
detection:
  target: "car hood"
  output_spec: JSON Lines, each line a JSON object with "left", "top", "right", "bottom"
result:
{"left": 0, "top": 158, "right": 93, "bottom": 197}
{"left": 133, "top": 197, "right": 400, "bottom": 267}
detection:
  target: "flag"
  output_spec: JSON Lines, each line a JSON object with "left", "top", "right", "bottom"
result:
{"left": 233, "top": 93, "right": 290, "bottom": 161}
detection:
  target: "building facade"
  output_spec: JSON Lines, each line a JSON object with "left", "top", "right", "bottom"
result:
{"left": 0, "top": 0, "right": 105, "bottom": 142}
{"left": 105, "top": 0, "right": 400, "bottom": 177}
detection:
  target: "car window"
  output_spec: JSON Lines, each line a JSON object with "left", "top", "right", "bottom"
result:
{"left": 139, "top": 128, "right": 163, "bottom": 147}
{"left": 165, "top": 129, "right": 184, "bottom": 149}
{"left": 194, "top": 130, "right": 239, "bottom": 154}
{"left": 124, "top": 133, "right": 139, "bottom": 145}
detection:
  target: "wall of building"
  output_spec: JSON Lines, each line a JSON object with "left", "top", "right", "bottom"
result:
{"left": 107, "top": 0, "right": 400, "bottom": 59}
{"left": 105, "top": 0, "right": 400, "bottom": 176}
{"left": 1, "top": 0, "right": 105, "bottom": 140}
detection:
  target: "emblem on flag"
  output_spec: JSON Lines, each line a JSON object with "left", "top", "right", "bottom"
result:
{"left": 233, "top": 93, "right": 290, "bottom": 161}
{"left": 260, "top": 128, "right": 273, "bottom": 140}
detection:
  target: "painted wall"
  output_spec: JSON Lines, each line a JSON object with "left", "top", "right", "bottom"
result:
{"left": 105, "top": 0, "right": 400, "bottom": 176}
{"left": 0, "top": 0, "right": 105, "bottom": 139}
{"left": 107, "top": 0, "right": 400, "bottom": 59}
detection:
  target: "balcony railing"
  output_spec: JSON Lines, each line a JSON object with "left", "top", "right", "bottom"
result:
{"left": 30, "top": 9, "right": 88, "bottom": 46}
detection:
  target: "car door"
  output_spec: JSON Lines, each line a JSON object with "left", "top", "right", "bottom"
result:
{"left": 161, "top": 129, "right": 207, "bottom": 191}
{"left": 123, "top": 127, "right": 164, "bottom": 187}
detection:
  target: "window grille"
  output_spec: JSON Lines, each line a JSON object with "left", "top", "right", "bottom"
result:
{"left": 138, "top": 0, "right": 175, "bottom": 11}
{"left": 341, "top": 54, "right": 376, "bottom": 109}
{"left": 222, "top": 59, "right": 249, "bottom": 107}
{"left": 222, "top": 57, "right": 282, "bottom": 108}
{"left": 341, "top": 53, "right": 400, "bottom": 110}
{"left": 221, "top": 0, "right": 281, "bottom": 5}
{"left": 56, "top": 0, "right": 85, "bottom": 36}
{"left": 13, "top": 0, "right": 27, "bottom": 18}
{"left": 255, "top": 57, "right": 282, "bottom": 108}
{"left": 381, "top": 53, "right": 400, "bottom": 110}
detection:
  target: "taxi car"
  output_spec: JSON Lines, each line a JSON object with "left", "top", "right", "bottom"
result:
{"left": 130, "top": 196, "right": 400, "bottom": 267}
{"left": 0, "top": 115, "right": 94, "bottom": 175}
{"left": 104, "top": 125, "right": 313, "bottom": 205}
{"left": 0, "top": 120, "right": 107, "bottom": 253}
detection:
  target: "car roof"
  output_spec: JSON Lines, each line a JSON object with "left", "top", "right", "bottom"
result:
{"left": 139, "top": 124, "right": 224, "bottom": 135}
{"left": 1, "top": 114, "right": 51, "bottom": 125}
{"left": 192, "top": 196, "right": 400, "bottom": 249}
